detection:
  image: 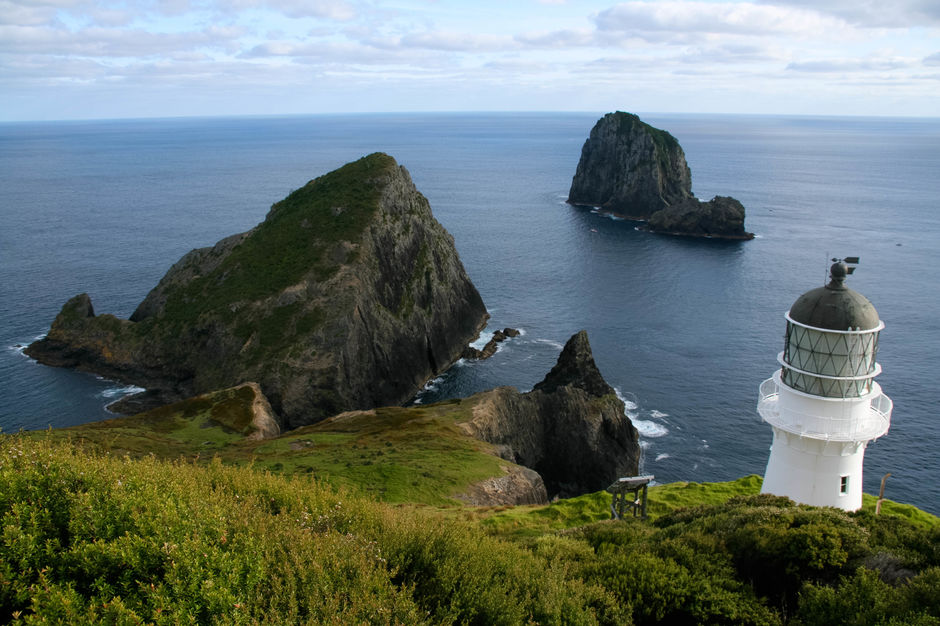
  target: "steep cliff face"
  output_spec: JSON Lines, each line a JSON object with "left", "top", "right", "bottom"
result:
{"left": 567, "top": 112, "right": 693, "bottom": 218}
{"left": 27, "top": 153, "right": 488, "bottom": 428}
{"left": 648, "top": 195, "right": 754, "bottom": 240}
{"left": 459, "top": 331, "right": 640, "bottom": 498}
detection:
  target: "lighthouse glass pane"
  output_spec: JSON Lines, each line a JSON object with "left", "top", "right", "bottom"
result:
{"left": 781, "top": 367, "right": 873, "bottom": 398}
{"left": 784, "top": 323, "right": 879, "bottom": 377}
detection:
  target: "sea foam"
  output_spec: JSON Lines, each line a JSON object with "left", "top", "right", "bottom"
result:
{"left": 633, "top": 419, "right": 669, "bottom": 438}
{"left": 97, "top": 384, "right": 146, "bottom": 399}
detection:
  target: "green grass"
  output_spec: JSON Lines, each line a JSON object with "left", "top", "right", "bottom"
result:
{"left": 242, "top": 404, "right": 508, "bottom": 505}
{"left": 861, "top": 492, "right": 940, "bottom": 529}
{"left": 28, "top": 391, "right": 511, "bottom": 507}
{"left": 0, "top": 436, "right": 608, "bottom": 624}
{"left": 5, "top": 436, "right": 938, "bottom": 624}
{"left": 480, "top": 476, "right": 765, "bottom": 539}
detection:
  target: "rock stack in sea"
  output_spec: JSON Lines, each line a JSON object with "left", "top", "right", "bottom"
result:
{"left": 459, "top": 330, "right": 640, "bottom": 498}
{"left": 568, "top": 111, "right": 754, "bottom": 239}
{"left": 27, "top": 153, "right": 489, "bottom": 428}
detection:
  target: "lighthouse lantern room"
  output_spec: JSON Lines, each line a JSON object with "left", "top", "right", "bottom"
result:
{"left": 758, "top": 259, "right": 892, "bottom": 511}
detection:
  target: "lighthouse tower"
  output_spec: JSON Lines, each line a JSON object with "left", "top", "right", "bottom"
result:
{"left": 757, "top": 260, "right": 892, "bottom": 511}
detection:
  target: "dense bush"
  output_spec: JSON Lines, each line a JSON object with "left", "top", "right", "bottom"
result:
{"left": 2, "top": 436, "right": 938, "bottom": 624}
{"left": 0, "top": 437, "right": 607, "bottom": 624}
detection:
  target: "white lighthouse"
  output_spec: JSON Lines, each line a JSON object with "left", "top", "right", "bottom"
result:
{"left": 757, "top": 260, "right": 892, "bottom": 511}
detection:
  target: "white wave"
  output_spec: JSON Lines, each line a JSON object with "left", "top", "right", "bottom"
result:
{"left": 98, "top": 384, "right": 145, "bottom": 399}
{"left": 633, "top": 419, "right": 669, "bottom": 438}
{"left": 10, "top": 334, "right": 46, "bottom": 357}
{"left": 469, "top": 331, "right": 495, "bottom": 350}
{"left": 654, "top": 453, "right": 670, "bottom": 462}
{"left": 650, "top": 409, "right": 669, "bottom": 419}
{"left": 614, "top": 388, "right": 638, "bottom": 412}
{"left": 639, "top": 440, "right": 651, "bottom": 450}
{"left": 422, "top": 375, "right": 445, "bottom": 391}
{"left": 532, "top": 338, "right": 564, "bottom": 350}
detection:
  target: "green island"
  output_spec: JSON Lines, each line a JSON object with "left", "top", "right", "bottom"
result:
{"left": 2, "top": 387, "right": 938, "bottom": 625}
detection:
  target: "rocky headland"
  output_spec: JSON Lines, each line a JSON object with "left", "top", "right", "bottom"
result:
{"left": 41, "top": 329, "right": 639, "bottom": 506}
{"left": 567, "top": 111, "right": 754, "bottom": 239}
{"left": 459, "top": 330, "right": 640, "bottom": 499}
{"left": 27, "top": 153, "right": 489, "bottom": 428}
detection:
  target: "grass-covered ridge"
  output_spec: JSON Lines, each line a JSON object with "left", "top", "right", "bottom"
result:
{"left": 159, "top": 152, "right": 396, "bottom": 322}
{"left": 3, "top": 435, "right": 939, "bottom": 625}
{"left": 27, "top": 389, "right": 511, "bottom": 506}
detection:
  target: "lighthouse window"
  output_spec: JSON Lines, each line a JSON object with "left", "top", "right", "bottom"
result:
{"left": 840, "top": 475, "right": 849, "bottom": 495}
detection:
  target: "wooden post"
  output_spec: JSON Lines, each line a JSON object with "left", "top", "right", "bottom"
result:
{"left": 875, "top": 473, "right": 891, "bottom": 515}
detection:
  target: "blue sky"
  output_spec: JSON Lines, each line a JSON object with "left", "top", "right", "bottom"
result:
{"left": 2, "top": 0, "right": 938, "bottom": 120}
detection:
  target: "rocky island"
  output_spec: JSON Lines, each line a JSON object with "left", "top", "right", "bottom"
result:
{"left": 568, "top": 111, "right": 754, "bottom": 239}
{"left": 27, "top": 153, "right": 489, "bottom": 428}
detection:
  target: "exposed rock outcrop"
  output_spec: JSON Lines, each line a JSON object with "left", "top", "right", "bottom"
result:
{"left": 568, "top": 111, "right": 753, "bottom": 239}
{"left": 459, "top": 331, "right": 640, "bottom": 498}
{"left": 27, "top": 153, "right": 489, "bottom": 429}
{"left": 647, "top": 195, "right": 754, "bottom": 240}
{"left": 567, "top": 111, "right": 692, "bottom": 219}
{"left": 455, "top": 465, "right": 548, "bottom": 506}
{"left": 461, "top": 327, "right": 520, "bottom": 360}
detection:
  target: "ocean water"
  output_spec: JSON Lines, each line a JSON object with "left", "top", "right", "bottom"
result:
{"left": 1, "top": 113, "right": 938, "bottom": 514}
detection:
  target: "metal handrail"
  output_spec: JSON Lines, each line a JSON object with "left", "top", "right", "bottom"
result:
{"left": 757, "top": 377, "right": 891, "bottom": 441}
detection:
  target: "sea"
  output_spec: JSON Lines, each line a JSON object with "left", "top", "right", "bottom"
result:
{"left": 1, "top": 112, "right": 938, "bottom": 515}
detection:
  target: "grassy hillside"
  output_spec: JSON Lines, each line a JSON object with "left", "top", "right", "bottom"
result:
{"left": 3, "top": 435, "right": 939, "bottom": 625}
{"left": 8, "top": 388, "right": 940, "bottom": 623}
{"left": 25, "top": 389, "right": 510, "bottom": 506}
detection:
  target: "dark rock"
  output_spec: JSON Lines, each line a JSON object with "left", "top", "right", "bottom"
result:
{"left": 568, "top": 111, "right": 753, "bottom": 239}
{"left": 461, "top": 327, "right": 520, "bottom": 360}
{"left": 647, "top": 195, "right": 754, "bottom": 240}
{"left": 533, "top": 330, "right": 612, "bottom": 398}
{"left": 460, "top": 330, "right": 640, "bottom": 498}
{"left": 567, "top": 111, "right": 692, "bottom": 218}
{"left": 26, "top": 153, "right": 489, "bottom": 429}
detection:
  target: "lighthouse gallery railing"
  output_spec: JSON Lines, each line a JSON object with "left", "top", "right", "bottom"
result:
{"left": 757, "top": 376, "right": 892, "bottom": 442}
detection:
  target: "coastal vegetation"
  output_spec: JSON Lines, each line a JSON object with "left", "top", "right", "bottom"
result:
{"left": 3, "top": 428, "right": 938, "bottom": 624}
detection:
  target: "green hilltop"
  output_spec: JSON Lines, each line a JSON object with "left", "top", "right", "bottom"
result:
{"left": 5, "top": 388, "right": 939, "bottom": 624}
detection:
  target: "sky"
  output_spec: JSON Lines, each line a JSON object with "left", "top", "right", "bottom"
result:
{"left": 2, "top": 0, "right": 938, "bottom": 121}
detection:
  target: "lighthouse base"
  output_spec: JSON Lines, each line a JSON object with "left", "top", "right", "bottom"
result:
{"left": 761, "top": 427, "right": 867, "bottom": 511}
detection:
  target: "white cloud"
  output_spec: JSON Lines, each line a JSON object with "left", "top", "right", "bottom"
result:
{"left": 514, "top": 28, "right": 595, "bottom": 48}
{"left": 757, "top": 0, "right": 940, "bottom": 28}
{"left": 399, "top": 31, "right": 516, "bottom": 52}
{"left": 0, "top": 0, "right": 938, "bottom": 119}
{"left": 595, "top": 1, "right": 848, "bottom": 39}
{"left": 786, "top": 57, "right": 914, "bottom": 73}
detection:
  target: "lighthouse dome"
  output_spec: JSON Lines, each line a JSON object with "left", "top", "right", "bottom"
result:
{"left": 788, "top": 262, "right": 880, "bottom": 331}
